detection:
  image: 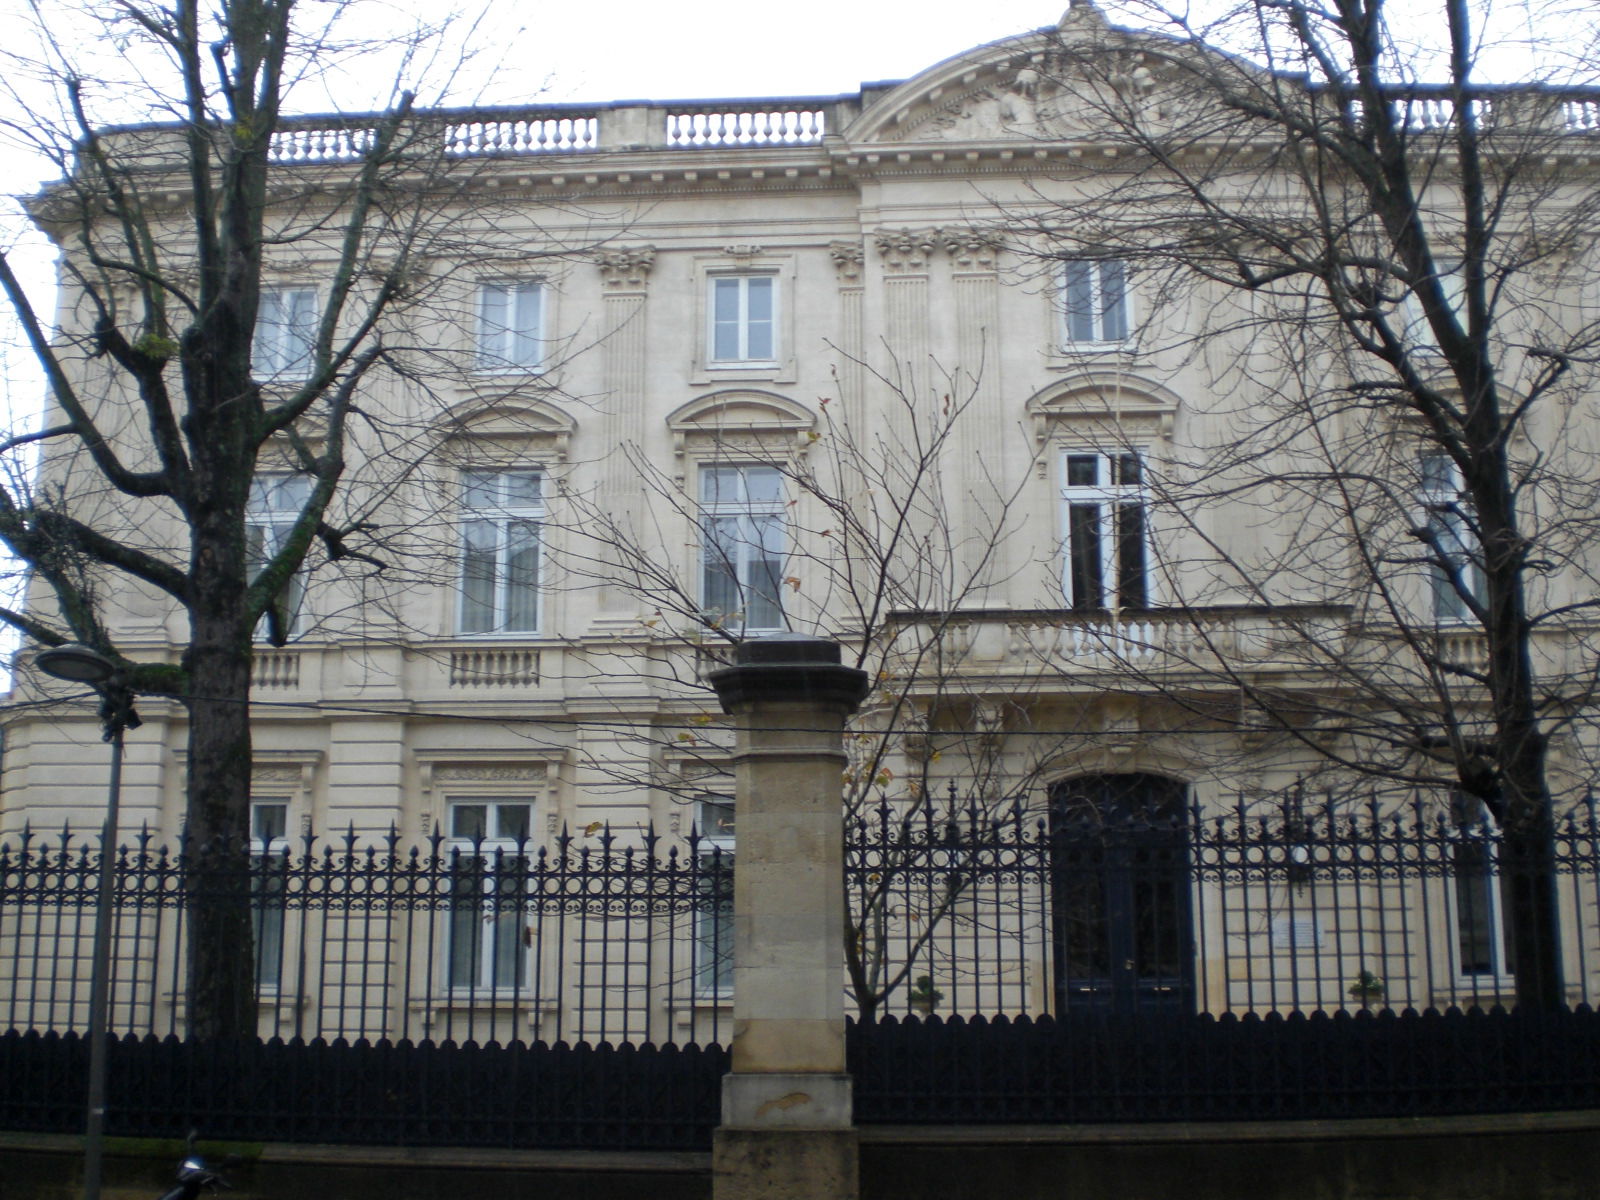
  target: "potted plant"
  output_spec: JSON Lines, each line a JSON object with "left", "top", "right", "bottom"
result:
{"left": 1348, "top": 969, "right": 1386, "bottom": 1011}
{"left": 907, "top": 975, "right": 944, "bottom": 1015}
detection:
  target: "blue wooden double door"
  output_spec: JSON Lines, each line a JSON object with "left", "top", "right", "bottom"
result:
{"left": 1049, "top": 773, "right": 1195, "bottom": 1015}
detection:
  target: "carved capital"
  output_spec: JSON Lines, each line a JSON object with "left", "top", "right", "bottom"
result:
{"left": 829, "top": 240, "right": 865, "bottom": 284}
{"left": 595, "top": 246, "right": 656, "bottom": 290}
{"left": 874, "top": 227, "right": 940, "bottom": 273}
{"left": 942, "top": 228, "right": 1002, "bottom": 272}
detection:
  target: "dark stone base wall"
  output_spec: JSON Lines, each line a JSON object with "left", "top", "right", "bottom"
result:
{"left": 6, "top": 1113, "right": 1600, "bottom": 1200}
{"left": 860, "top": 1112, "right": 1600, "bottom": 1200}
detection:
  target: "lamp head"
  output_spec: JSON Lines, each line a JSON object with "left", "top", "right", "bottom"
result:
{"left": 35, "top": 643, "right": 117, "bottom": 685}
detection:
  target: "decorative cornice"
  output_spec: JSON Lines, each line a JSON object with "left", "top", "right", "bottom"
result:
{"left": 595, "top": 246, "right": 656, "bottom": 290}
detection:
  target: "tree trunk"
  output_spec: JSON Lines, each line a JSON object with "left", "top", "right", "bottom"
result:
{"left": 182, "top": 622, "right": 258, "bottom": 1040}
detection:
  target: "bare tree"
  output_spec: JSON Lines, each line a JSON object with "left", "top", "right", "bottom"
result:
{"left": 546, "top": 350, "right": 1086, "bottom": 1016}
{"left": 0, "top": 0, "right": 588, "bottom": 1036}
{"left": 998, "top": 0, "right": 1600, "bottom": 1008}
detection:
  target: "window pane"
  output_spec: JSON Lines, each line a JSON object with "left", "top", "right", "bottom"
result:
{"left": 463, "top": 472, "right": 498, "bottom": 510}
{"left": 745, "top": 277, "right": 774, "bottom": 359}
{"left": 511, "top": 286, "right": 542, "bottom": 366}
{"left": 1068, "top": 503, "right": 1104, "bottom": 608}
{"left": 747, "top": 512, "right": 785, "bottom": 629}
{"left": 1067, "top": 455, "right": 1099, "bottom": 487}
{"left": 493, "top": 803, "right": 531, "bottom": 842}
{"left": 713, "top": 278, "right": 741, "bottom": 359}
{"left": 1117, "top": 503, "right": 1148, "bottom": 608}
{"left": 1065, "top": 262, "right": 1095, "bottom": 342}
{"left": 452, "top": 803, "right": 488, "bottom": 842}
{"left": 252, "top": 802, "right": 289, "bottom": 843}
{"left": 699, "top": 800, "right": 735, "bottom": 841}
{"left": 703, "top": 516, "right": 743, "bottom": 619}
{"left": 701, "top": 466, "right": 739, "bottom": 504}
{"left": 503, "top": 471, "right": 541, "bottom": 508}
{"left": 1453, "top": 841, "right": 1496, "bottom": 974}
{"left": 1100, "top": 261, "right": 1128, "bottom": 341}
{"left": 448, "top": 860, "right": 486, "bottom": 988}
{"left": 505, "top": 520, "right": 539, "bottom": 631}
{"left": 461, "top": 521, "right": 499, "bottom": 633}
{"left": 743, "top": 466, "right": 783, "bottom": 505}
{"left": 478, "top": 284, "right": 513, "bottom": 366}
{"left": 1420, "top": 453, "right": 1456, "bottom": 493}
{"left": 696, "top": 851, "right": 734, "bottom": 994}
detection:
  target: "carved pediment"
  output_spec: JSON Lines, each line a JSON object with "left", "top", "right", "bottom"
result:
{"left": 1026, "top": 373, "right": 1181, "bottom": 457}
{"left": 434, "top": 395, "right": 576, "bottom": 461}
{"left": 844, "top": 7, "right": 1195, "bottom": 148}
{"left": 666, "top": 390, "right": 817, "bottom": 460}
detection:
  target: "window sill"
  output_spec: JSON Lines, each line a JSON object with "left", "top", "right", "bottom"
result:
{"left": 417, "top": 994, "right": 559, "bottom": 1012}
{"left": 472, "top": 365, "right": 548, "bottom": 378}
{"left": 1050, "top": 343, "right": 1137, "bottom": 360}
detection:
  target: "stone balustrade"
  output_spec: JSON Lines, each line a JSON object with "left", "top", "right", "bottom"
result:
{"left": 78, "top": 83, "right": 1596, "bottom": 178}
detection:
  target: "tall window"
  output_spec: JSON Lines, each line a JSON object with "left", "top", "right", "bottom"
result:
{"left": 709, "top": 275, "right": 776, "bottom": 364}
{"left": 446, "top": 800, "right": 533, "bottom": 991}
{"left": 254, "top": 287, "right": 318, "bottom": 381}
{"left": 1450, "top": 793, "right": 1513, "bottom": 979}
{"left": 250, "top": 800, "right": 290, "bottom": 989}
{"left": 477, "top": 281, "right": 543, "bottom": 371}
{"left": 1060, "top": 451, "right": 1150, "bottom": 609}
{"left": 700, "top": 464, "right": 786, "bottom": 632}
{"left": 1420, "top": 452, "right": 1482, "bottom": 622}
{"left": 1060, "top": 260, "right": 1129, "bottom": 345}
{"left": 459, "top": 470, "right": 542, "bottom": 635}
{"left": 694, "top": 797, "right": 735, "bottom": 997}
{"left": 247, "top": 474, "right": 313, "bottom": 638}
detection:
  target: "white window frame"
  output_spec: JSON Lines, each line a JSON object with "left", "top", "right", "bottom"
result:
{"left": 250, "top": 799, "right": 291, "bottom": 991}
{"left": 694, "top": 797, "right": 735, "bottom": 999}
{"left": 1059, "top": 450, "right": 1152, "bottom": 610}
{"left": 1059, "top": 260, "right": 1131, "bottom": 347}
{"left": 707, "top": 274, "right": 778, "bottom": 366}
{"left": 254, "top": 287, "right": 319, "bottom": 382}
{"left": 476, "top": 281, "right": 544, "bottom": 373}
{"left": 444, "top": 799, "right": 535, "bottom": 994}
{"left": 1419, "top": 452, "right": 1483, "bottom": 623}
{"left": 699, "top": 464, "right": 788, "bottom": 633}
{"left": 458, "top": 469, "right": 544, "bottom": 636}
{"left": 247, "top": 473, "right": 313, "bottom": 640}
{"left": 1448, "top": 794, "right": 1514, "bottom": 983}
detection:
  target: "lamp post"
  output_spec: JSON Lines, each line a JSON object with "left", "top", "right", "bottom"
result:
{"left": 36, "top": 644, "right": 135, "bottom": 1200}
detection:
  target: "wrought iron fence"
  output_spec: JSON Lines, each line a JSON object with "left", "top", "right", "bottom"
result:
{"left": 5, "top": 788, "right": 1600, "bottom": 1140}
{"left": 0, "top": 823, "right": 732, "bottom": 1048}
{"left": 5, "top": 788, "right": 1600, "bottom": 1048}
{"left": 847, "top": 786, "right": 1600, "bottom": 1020}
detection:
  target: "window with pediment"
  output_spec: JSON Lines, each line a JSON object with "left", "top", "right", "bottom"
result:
{"left": 1027, "top": 378, "right": 1178, "bottom": 612}
{"left": 433, "top": 397, "right": 576, "bottom": 639}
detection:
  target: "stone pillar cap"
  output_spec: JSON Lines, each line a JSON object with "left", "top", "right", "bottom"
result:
{"left": 709, "top": 636, "right": 869, "bottom": 714}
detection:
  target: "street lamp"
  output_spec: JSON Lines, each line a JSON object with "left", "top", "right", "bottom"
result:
{"left": 36, "top": 643, "right": 133, "bottom": 1200}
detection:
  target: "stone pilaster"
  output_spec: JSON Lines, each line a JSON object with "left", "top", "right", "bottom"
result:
{"left": 595, "top": 247, "right": 655, "bottom": 618}
{"left": 946, "top": 227, "right": 1006, "bottom": 605}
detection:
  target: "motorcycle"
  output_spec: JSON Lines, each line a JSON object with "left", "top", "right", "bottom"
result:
{"left": 156, "top": 1151, "right": 233, "bottom": 1200}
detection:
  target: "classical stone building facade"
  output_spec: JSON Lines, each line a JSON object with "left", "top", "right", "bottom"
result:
{"left": 5, "top": 7, "right": 1600, "bottom": 1039}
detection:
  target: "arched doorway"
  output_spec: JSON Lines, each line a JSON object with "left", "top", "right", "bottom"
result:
{"left": 1049, "top": 773, "right": 1194, "bottom": 1015}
